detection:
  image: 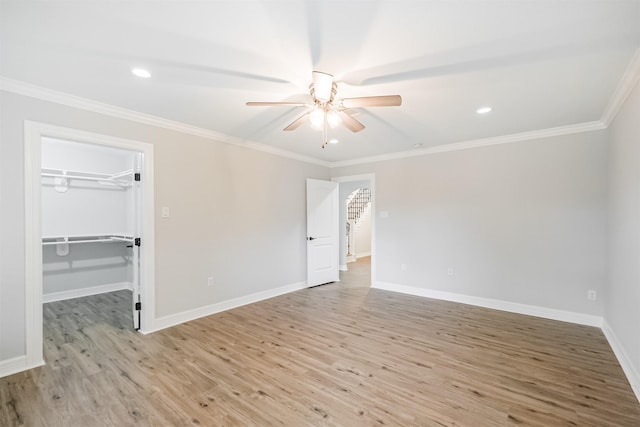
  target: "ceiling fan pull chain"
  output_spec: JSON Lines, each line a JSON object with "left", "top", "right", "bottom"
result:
{"left": 322, "top": 112, "right": 328, "bottom": 149}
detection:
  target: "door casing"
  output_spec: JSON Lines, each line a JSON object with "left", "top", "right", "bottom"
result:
{"left": 24, "top": 121, "right": 156, "bottom": 370}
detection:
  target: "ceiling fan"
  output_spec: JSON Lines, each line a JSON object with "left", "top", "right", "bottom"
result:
{"left": 246, "top": 71, "right": 402, "bottom": 148}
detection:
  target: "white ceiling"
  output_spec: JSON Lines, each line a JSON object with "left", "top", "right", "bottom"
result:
{"left": 2, "top": 1, "right": 639, "bottom": 163}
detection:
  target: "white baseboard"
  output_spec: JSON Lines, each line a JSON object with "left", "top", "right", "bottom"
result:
{"left": 0, "top": 356, "right": 27, "bottom": 378}
{"left": 339, "top": 264, "right": 348, "bottom": 271}
{"left": 43, "top": 282, "right": 132, "bottom": 303}
{"left": 147, "top": 281, "right": 308, "bottom": 334}
{"left": 356, "top": 252, "right": 371, "bottom": 258}
{"left": 602, "top": 320, "right": 640, "bottom": 403}
{"left": 0, "top": 355, "right": 44, "bottom": 379}
{"left": 372, "top": 281, "right": 603, "bottom": 327}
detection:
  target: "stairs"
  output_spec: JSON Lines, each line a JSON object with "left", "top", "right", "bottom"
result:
{"left": 347, "top": 188, "right": 371, "bottom": 226}
{"left": 346, "top": 188, "right": 371, "bottom": 259}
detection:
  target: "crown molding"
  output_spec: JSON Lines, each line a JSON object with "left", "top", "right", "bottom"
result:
{"left": 1, "top": 76, "right": 617, "bottom": 171}
{"left": 329, "top": 120, "right": 606, "bottom": 168}
{"left": 601, "top": 48, "right": 640, "bottom": 127}
{"left": 0, "top": 77, "right": 330, "bottom": 168}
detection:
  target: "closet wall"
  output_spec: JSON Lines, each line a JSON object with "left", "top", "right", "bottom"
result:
{"left": 41, "top": 137, "right": 136, "bottom": 301}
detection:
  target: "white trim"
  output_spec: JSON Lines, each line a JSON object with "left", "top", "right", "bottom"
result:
{"left": 601, "top": 48, "right": 640, "bottom": 126}
{"left": 339, "top": 264, "right": 348, "bottom": 271}
{"left": 372, "top": 281, "right": 603, "bottom": 327}
{"left": 146, "top": 281, "right": 307, "bottom": 334}
{"left": 0, "top": 355, "right": 45, "bottom": 379}
{"left": 24, "top": 121, "right": 43, "bottom": 368}
{"left": 330, "top": 121, "right": 606, "bottom": 168}
{"left": 602, "top": 320, "right": 640, "bottom": 403}
{"left": 331, "top": 174, "right": 376, "bottom": 183}
{"left": 0, "top": 77, "right": 611, "bottom": 170}
{"left": 24, "top": 122, "right": 157, "bottom": 369}
{"left": 355, "top": 251, "right": 371, "bottom": 258}
{"left": 1, "top": 77, "right": 329, "bottom": 168}
{"left": 43, "top": 282, "right": 132, "bottom": 304}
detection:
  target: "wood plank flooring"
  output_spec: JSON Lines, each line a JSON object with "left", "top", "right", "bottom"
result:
{"left": 1, "top": 257, "right": 639, "bottom": 426}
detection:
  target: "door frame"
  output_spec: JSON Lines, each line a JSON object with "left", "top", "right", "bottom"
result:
{"left": 24, "top": 121, "right": 156, "bottom": 369}
{"left": 331, "top": 173, "right": 376, "bottom": 285}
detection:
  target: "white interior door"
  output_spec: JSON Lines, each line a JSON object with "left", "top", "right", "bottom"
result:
{"left": 306, "top": 178, "right": 339, "bottom": 286}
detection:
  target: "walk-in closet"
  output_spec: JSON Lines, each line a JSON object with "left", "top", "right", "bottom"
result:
{"left": 41, "top": 137, "right": 143, "bottom": 331}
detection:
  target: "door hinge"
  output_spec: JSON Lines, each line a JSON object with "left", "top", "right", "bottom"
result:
{"left": 135, "top": 302, "right": 142, "bottom": 311}
{"left": 135, "top": 238, "right": 141, "bottom": 246}
{"left": 134, "top": 172, "right": 141, "bottom": 181}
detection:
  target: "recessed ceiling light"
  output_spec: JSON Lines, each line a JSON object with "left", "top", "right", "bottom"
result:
{"left": 476, "top": 106, "right": 492, "bottom": 114}
{"left": 131, "top": 68, "right": 151, "bottom": 78}
{"left": 329, "top": 138, "right": 339, "bottom": 144}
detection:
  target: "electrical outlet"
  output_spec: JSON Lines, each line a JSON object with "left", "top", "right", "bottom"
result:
{"left": 587, "top": 290, "right": 597, "bottom": 301}
{"left": 161, "top": 207, "right": 170, "bottom": 218}
{"left": 207, "top": 277, "right": 214, "bottom": 287}
{"left": 447, "top": 268, "right": 454, "bottom": 276}
{"left": 400, "top": 263, "right": 407, "bottom": 271}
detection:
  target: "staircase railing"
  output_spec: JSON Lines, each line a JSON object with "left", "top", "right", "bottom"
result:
{"left": 347, "top": 188, "right": 371, "bottom": 226}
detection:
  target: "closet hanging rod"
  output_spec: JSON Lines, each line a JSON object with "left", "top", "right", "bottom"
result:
{"left": 41, "top": 173, "right": 129, "bottom": 185}
{"left": 110, "top": 236, "right": 134, "bottom": 242}
{"left": 109, "top": 170, "right": 134, "bottom": 179}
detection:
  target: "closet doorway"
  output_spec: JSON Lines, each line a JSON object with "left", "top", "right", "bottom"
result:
{"left": 42, "top": 137, "right": 143, "bottom": 330}
{"left": 24, "top": 122, "right": 155, "bottom": 369}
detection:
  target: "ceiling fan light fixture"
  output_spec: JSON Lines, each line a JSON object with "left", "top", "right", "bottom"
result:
{"left": 312, "top": 71, "right": 334, "bottom": 102}
{"left": 309, "top": 108, "right": 325, "bottom": 130}
{"left": 247, "top": 71, "right": 401, "bottom": 147}
{"left": 326, "top": 110, "right": 342, "bottom": 128}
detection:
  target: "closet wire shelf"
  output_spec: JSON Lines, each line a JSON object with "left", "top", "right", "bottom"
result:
{"left": 42, "top": 235, "right": 135, "bottom": 246}
{"left": 41, "top": 167, "right": 134, "bottom": 188}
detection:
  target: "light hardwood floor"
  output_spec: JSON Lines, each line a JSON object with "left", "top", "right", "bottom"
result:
{"left": 1, "top": 257, "right": 639, "bottom": 426}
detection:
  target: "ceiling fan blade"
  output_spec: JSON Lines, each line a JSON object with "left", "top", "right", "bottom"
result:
{"left": 246, "top": 101, "right": 308, "bottom": 107}
{"left": 283, "top": 113, "right": 310, "bottom": 131}
{"left": 341, "top": 95, "right": 402, "bottom": 108}
{"left": 339, "top": 111, "right": 366, "bottom": 133}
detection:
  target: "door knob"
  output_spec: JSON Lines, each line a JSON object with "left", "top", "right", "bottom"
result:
{"left": 307, "top": 237, "right": 316, "bottom": 241}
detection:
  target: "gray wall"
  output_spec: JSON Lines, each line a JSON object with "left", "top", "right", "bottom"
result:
{"left": 42, "top": 244, "right": 130, "bottom": 294}
{"left": 332, "top": 131, "right": 608, "bottom": 316}
{"left": 606, "top": 80, "right": 640, "bottom": 382}
{"left": 0, "top": 90, "right": 329, "bottom": 360}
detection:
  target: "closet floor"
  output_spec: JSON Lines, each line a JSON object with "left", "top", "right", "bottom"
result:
{"left": 1, "top": 279, "right": 640, "bottom": 426}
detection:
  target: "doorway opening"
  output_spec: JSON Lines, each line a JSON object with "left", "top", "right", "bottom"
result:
{"left": 41, "top": 137, "right": 142, "bottom": 333}
{"left": 346, "top": 187, "right": 372, "bottom": 264}
{"left": 24, "top": 122, "right": 155, "bottom": 370}
{"left": 332, "top": 174, "right": 375, "bottom": 287}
